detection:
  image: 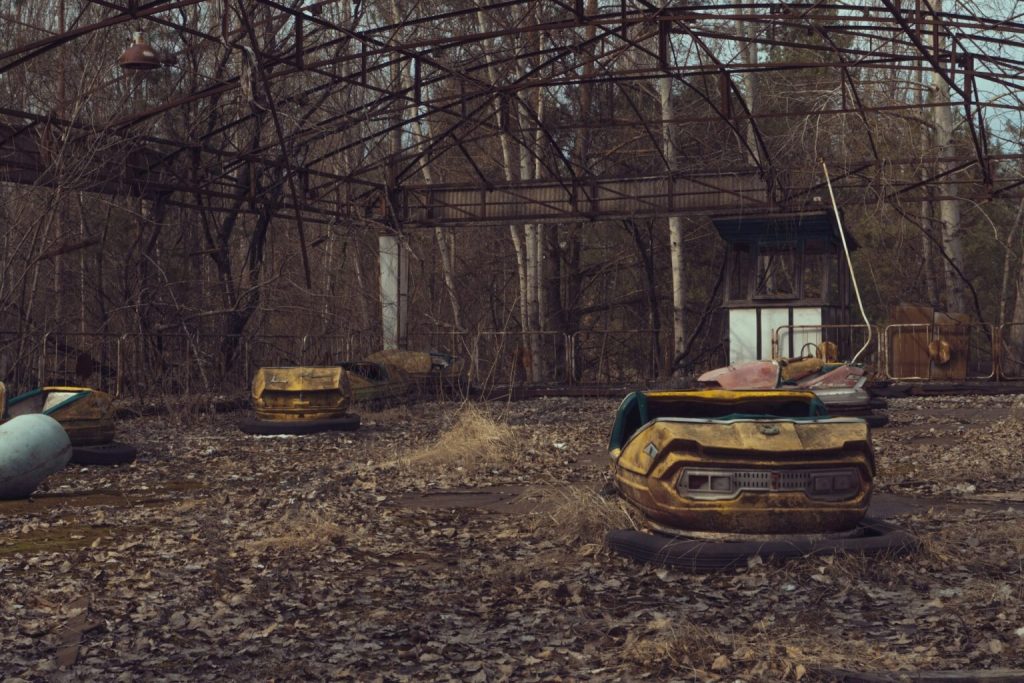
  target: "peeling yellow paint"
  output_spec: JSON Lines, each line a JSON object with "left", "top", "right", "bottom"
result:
{"left": 251, "top": 367, "right": 352, "bottom": 421}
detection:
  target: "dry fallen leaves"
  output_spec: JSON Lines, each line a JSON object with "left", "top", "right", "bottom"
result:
{"left": 0, "top": 395, "right": 1021, "bottom": 680}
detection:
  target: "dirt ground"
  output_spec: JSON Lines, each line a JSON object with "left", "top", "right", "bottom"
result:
{"left": 2, "top": 393, "right": 1023, "bottom": 681}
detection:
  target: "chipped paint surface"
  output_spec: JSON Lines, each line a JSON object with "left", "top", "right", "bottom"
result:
{"left": 698, "top": 362, "right": 780, "bottom": 389}
{"left": 610, "top": 390, "right": 873, "bottom": 534}
{"left": 251, "top": 367, "right": 352, "bottom": 421}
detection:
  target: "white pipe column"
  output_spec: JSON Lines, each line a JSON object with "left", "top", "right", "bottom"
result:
{"left": 379, "top": 234, "right": 408, "bottom": 350}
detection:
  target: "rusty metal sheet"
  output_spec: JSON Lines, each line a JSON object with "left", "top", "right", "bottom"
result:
{"left": 698, "top": 360, "right": 780, "bottom": 389}
{"left": 888, "top": 304, "right": 933, "bottom": 379}
{"left": 799, "top": 364, "right": 866, "bottom": 389}
{"left": 932, "top": 312, "right": 971, "bottom": 382}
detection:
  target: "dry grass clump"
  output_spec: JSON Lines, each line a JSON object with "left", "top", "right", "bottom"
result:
{"left": 243, "top": 508, "right": 346, "bottom": 554}
{"left": 530, "top": 482, "right": 640, "bottom": 545}
{"left": 619, "top": 618, "right": 722, "bottom": 675}
{"left": 404, "top": 403, "right": 518, "bottom": 472}
{"left": 919, "top": 512, "right": 1024, "bottom": 579}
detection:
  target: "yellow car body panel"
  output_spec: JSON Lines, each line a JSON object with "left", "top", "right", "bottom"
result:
{"left": 364, "top": 350, "right": 466, "bottom": 394}
{"left": 609, "top": 389, "right": 874, "bottom": 535}
{"left": 616, "top": 419, "right": 870, "bottom": 476}
{"left": 340, "top": 362, "right": 412, "bottom": 405}
{"left": 4, "top": 386, "right": 115, "bottom": 446}
{"left": 251, "top": 367, "right": 352, "bottom": 421}
{"left": 364, "top": 350, "right": 436, "bottom": 376}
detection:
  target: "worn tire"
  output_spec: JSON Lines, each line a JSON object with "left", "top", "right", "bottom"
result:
{"left": 865, "top": 414, "right": 890, "bottom": 429}
{"left": 238, "top": 414, "right": 360, "bottom": 435}
{"left": 606, "top": 518, "right": 918, "bottom": 573}
{"left": 71, "top": 441, "right": 138, "bottom": 466}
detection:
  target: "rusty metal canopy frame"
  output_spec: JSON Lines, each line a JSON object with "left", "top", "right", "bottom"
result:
{"left": 1, "top": 0, "right": 1023, "bottom": 230}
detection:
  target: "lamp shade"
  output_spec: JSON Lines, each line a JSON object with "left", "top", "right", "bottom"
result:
{"left": 118, "top": 32, "right": 161, "bottom": 70}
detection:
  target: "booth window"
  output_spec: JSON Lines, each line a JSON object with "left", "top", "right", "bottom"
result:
{"left": 755, "top": 243, "right": 798, "bottom": 299}
{"left": 827, "top": 253, "right": 841, "bottom": 302}
{"left": 729, "top": 244, "right": 752, "bottom": 300}
{"left": 802, "top": 243, "right": 827, "bottom": 300}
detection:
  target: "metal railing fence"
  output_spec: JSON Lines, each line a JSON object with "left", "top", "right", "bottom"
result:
{"left": 4, "top": 322, "right": 1023, "bottom": 399}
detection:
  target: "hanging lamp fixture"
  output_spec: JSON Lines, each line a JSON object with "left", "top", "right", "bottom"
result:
{"left": 118, "top": 32, "right": 161, "bottom": 70}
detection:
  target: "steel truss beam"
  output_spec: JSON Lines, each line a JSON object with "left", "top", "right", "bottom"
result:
{"left": 0, "top": 1, "right": 1022, "bottom": 226}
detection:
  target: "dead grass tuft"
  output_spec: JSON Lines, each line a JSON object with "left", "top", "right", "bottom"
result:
{"left": 530, "top": 481, "right": 641, "bottom": 545}
{"left": 243, "top": 508, "right": 346, "bottom": 554}
{"left": 404, "top": 403, "right": 518, "bottom": 471}
{"left": 619, "top": 619, "right": 723, "bottom": 675}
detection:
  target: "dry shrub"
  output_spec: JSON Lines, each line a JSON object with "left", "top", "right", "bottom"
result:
{"left": 619, "top": 619, "right": 722, "bottom": 675}
{"left": 530, "top": 482, "right": 640, "bottom": 545}
{"left": 404, "top": 403, "right": 518, "bottom": 472}
{"left": 243, "top": 508, "right": 346, "bottom": 554}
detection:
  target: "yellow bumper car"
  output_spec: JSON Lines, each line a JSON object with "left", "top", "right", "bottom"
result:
{"left": 239, "top": 367, "right": 359, "bottom": 435}
{"left": 364, "top": 350, "right": 466, "bottom": 397}
{"left": 340, "top": 361, "right": 412, "bottom": 409}
{"left": 3, "top": 384, "right": 136, "bottom": 465}
{"left": 606, "top": 389, "right": 916, "bottom": 571}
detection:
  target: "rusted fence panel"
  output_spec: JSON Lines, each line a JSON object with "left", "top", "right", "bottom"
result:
{"left": 883, "top": 323, "right": 995, "bottom": 381}
{"left": 571, "top": 329, "right": 663, "bottom": 385}
{"left": 414, "top": 331, "right": 569, "bottom": 389}
{"left": 0, "top": 331, "right": 49, "bottom": 394}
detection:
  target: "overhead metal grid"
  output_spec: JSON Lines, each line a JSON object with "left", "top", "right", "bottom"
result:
{"left": 0, "top": 1, "right": 1022, "bottom": 229}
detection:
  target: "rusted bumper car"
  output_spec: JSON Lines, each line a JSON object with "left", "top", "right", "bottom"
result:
{"left": 698, "top": 357, "right": 888, "bottom": 426}
{"left": 3, "top": 385, "right": 137, "bottom": 465}
{"left": 364, "top": 350, "right": 467, "bottom": 397}
{"left": 339, "top": 361, "right": 412, "bottom": 409}
{"left": 606, "top": 389, "right": 916, "bottom": 571}
{"left": 239, "top": 366, "right": 360, "bottom": 435}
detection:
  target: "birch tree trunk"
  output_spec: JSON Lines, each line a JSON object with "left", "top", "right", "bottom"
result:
{"left": 518, "top": 102, "right": 539, "bottom": 381}
{"left": 930, "top": 0, "right": 967, "bottom": 314}
{"left": 1000, "top": 198, "right": 1024, "bottom": 327}
{"left": 917, "top": 59, "right": 938, "bottom": 306}
{"left": 476, "top": 8, "right": 531, "bottom": 377}
{"left": 389, "top": 0, "right": 464, "bottom": 335}
{"left": 660, "top": 74, "right": 686, "bottom": 362}
{"left": 1008, "top": 199, "right": 1024, "bottom": 357}
{"left": 512, "top": 30, "right": 549, "bottom": 382}
{"left": 413, "top": 115, "right": 464, "bottom": 334}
